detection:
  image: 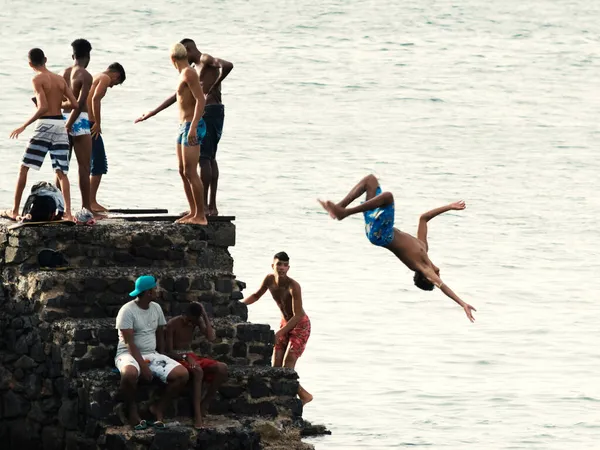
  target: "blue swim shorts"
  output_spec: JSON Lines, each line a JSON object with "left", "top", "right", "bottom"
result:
{"left": 363, "top": 186, "right": 395, "bottom": 247}
{"left": 89, "top": 122, "right": 107, "bottom": 176}
{"left": 177, "top": 119, "right": 207, "bottom": 147}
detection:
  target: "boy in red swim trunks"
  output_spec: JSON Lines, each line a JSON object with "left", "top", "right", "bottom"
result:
{"left": 242, "top": 251, "right": 313, "bottom": 405}
{"left": 165, "top": 302, "right": 228, "bottom": 429}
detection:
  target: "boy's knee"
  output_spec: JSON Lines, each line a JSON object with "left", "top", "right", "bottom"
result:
{"left": 78, "top": 160, "right": 91, "bottom": 174}
{"left": 183, "top": 167, "right": 197, "bottom": 180}
{"left": 192, "top": 366, "right": 204, "bottom": 379}
{"left": 365, "top": 174, "right": 379, "bottom": 185}
{"left": 169, "top": 365, "right": 190, "bottom": 384}
{"left": 120, "top": 366, "right": 139, "bottom": 384}
{"left": 381, "top": 191, "right": 394, "bottom": 204}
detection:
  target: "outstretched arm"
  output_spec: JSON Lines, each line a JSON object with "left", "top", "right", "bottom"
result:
{"left": 421, "top": 267, "right": 476, "bottom": 323}
{"left": 134, "top": 93, "right": 177, "bottom": 123}
{"left": 242, "top": 276, "right": 270, "bottom": 305}
{"left": 421, "top": 200, "right": 466, "bottom": 222}
{"left": 417, "top": 200, "right": 466, "bottom": 246}
{"left": 10, "top": 78, "right": 48, "bottom": 138}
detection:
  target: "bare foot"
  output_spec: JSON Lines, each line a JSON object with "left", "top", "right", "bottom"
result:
{"left": 175, "top": 212, "right": 193, "bottom": 224}
{"left": 90, "top": 202, "right": 108, "bottom": 213}
{"left": 298, "top": 385, "right": 313, "bottom": 405}
{"left": 185, "top": 215, "right": 208, "bottom": 225}
{"left": 208, "top": 205, "right": 218, "bottom": 216}
{"left": 63, "top": 213, "right": 74, "bottom": 222}
{"left": 193, "top": 416, "right": 204, "bottom": 429}
{"left": 299, "top": 391, "right": 313, "bottom": 406}
{"left": 1, "top": 209, "right": 19, "bottom": 221}
{"left": 93, "top": 211, "right": 108, "bottom": 220}
{"left": 318, "top": 200, "right": 347, "bottom": 220}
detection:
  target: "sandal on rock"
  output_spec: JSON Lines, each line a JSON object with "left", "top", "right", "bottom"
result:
{"left": 134, "top": 420, "right": 149, "bottom": 430}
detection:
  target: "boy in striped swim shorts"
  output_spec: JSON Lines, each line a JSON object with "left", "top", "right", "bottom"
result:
{"left": 4, "top": 48, "right": 78, "bottom": 222}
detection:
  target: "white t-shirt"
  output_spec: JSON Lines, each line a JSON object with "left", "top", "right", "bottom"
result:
{"left": 115, "top": 300, "right": 167, "bottom": 357}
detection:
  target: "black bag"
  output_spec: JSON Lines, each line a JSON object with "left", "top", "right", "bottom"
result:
{"left": 21, "top": 182, "right": 64, "bottom": 222}
{"left": 37, "top": 249, "right": 70, "bottom": 270}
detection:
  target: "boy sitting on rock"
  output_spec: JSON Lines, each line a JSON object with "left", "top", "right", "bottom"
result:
{"left": 165, "top": 302, "right": 228, "bottom": 429}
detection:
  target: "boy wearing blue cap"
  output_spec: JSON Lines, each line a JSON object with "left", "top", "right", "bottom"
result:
{"left": 114, "top": 275, "right": 190, "bottom": 430}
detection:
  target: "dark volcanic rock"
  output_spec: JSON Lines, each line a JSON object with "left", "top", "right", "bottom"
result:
{"left": 3, "top": 390, "right": 31, "bottom": 417}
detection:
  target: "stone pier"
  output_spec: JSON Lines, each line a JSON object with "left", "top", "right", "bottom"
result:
{"left": 0, "top": 217, "right": 328, "bottom": 450}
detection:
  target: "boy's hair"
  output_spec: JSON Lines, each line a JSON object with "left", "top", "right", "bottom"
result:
{"left": 71, "top": 39, "right": 92, "bottom": 58}
{"left": 187, "top": 302, "right": 203, "bottom": 317}
{"left": 170, "top": 42, "right": 187, "bottom": 61}
{"left": 180, "top": 38, "right": 195, "bottom": 46}
{"left": 273, "top": 251, "right": 289, "bottom": 262}
{"left": 414, "top": 271, "right": 434, "bottom": 291}
{"left": 108, "top": 62, "right": 126, "bottom": 84}
{"left": 28, "top": 48, "right": 45, "bottom": 67}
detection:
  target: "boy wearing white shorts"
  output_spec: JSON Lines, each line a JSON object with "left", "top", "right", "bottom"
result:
{"left": 114, "top": 275, "right": 189, "bottom": 429}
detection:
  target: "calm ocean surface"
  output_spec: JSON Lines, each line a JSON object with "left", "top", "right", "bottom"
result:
{"left": 1, "top": 1, "right": 599, "bottom": 448}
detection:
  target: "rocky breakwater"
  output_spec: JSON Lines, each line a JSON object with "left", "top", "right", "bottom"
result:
{"left": 0, "top": 217, "right": 329, "bottom": 450}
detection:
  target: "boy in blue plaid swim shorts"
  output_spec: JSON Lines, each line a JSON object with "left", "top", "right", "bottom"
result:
{"left": 318, "top": 174, "right": 477, "bottom": 323}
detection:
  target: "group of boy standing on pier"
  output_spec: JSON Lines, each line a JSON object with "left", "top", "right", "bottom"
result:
{"left": 4, "top": 38, "right": 232, "bottom": 225}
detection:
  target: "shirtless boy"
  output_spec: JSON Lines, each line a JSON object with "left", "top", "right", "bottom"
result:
{"left": 59, "top": 39, "right": 94, "bottom": 212}
{"left": 86, "top": 62, "right": 126, "bottom": 212}
{"left": 135, "top": 38, "right": 233, "bottom": 217}
{"left": 242, "top": 252, "right": 313, "bottom": 405}
{"left": 4, "top": 48, "right": 78, "bottom": 221}
{"left": 165, "top": 302, "right": 228, "bottom": 429}
{"left": 166, "top": 42, "right": 207, "bottom": 225}
{"left": 318, "top": 174, "right": 477, "bottom": 322}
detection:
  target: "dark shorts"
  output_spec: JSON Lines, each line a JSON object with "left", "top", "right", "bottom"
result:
{"left": 89, "top": 122, "right": 107, "bottom": 176}
{"left": 200, "top": 104, "right": 225, "bottom": 161}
